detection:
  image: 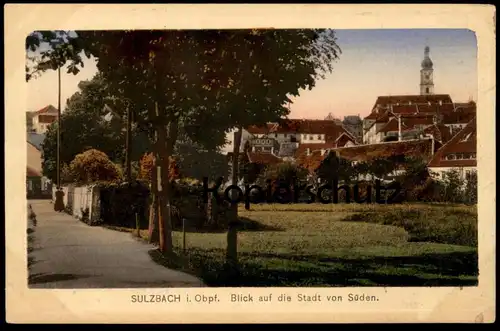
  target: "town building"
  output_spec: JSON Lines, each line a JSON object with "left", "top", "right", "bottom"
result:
{"left": 223, "top": 118, "right": 357, "bottom": 184}
{"left": 27, "top": 105, "right": 59, "bottom": 134}
{"left": 342, "top": 115, "right": 363, "bottom": 142}
{"left": 27, "top": 133, "right": 51, "bottom": 198}
{"left": 362, "top": 46, "right": 476, "bottom": 145}
{"left": 427, "top": 116, "right": 477, "bottom": 181}
{"left": 297, "top": 138, "right": 436, "bottom": 181}
{"left": 244, "top": 119, "right": 357, "bottom": 159}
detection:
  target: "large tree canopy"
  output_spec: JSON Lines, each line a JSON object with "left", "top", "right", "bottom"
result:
{"left": 28, "top": 29, "right": 341, "bottom": 257}
{"left": 40, "top": 73, "right": 150, "bottom": 181}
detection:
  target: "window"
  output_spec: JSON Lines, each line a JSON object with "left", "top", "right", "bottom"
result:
{"left": 284, "top": 134, "right": 287, "bottom": 138}
{"left": 309, "top": 135, "right": 313, "bottom": 141}
{"left": 471, "top": 153, "right": 476, "bottom": 159}
{"left": 426, "top": 88, "right": 429, "bottom": 94}
{"left": 446, "top": 154, "right": 456, "bottom": 160}
{"left": 275, "top": 133, "right": 278, "bottom": 138}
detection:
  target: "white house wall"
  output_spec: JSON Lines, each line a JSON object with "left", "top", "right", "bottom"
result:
{"left": 299, "top": 133, "right": 326, "bottom": 144}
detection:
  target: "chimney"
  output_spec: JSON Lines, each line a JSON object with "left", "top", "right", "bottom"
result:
{"left": 306, "top": 148, "right": 311, "bottom": 156}
{"left": 320, "top": 149, "right": 325, "bottom": 156}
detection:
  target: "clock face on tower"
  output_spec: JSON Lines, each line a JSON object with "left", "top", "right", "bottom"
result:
{"left": 422, "top": 71, "right": 432, "bottom": 83}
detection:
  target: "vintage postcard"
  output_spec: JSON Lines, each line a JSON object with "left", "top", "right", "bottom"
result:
{"left": 5, "top": 4, "right": 496, "bottom": 324}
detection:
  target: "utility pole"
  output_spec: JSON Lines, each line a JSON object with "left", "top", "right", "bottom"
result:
{"left": 57, "top": 66, "right": 61, "bottom": 189}
{"left": 54, "top": 65, "right": 65, "bottom": 212}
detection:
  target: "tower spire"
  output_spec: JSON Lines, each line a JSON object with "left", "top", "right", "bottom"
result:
{"left": 420, "top": 45, "right": 434, "bottom": 95}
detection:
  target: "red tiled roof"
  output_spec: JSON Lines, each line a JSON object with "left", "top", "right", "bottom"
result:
{"left": 364, "top": 112, "right": 379, "bottom": 120}
{"left": 246, "top": 151, "right": 282, "bottom": 165}
{"left": 376, "top": 114, "right": 436, "bottom": 134}
{"left": 35, "top": 105, "right": 58, "bottom": 115}
{"left": 296, "top": 139, "right": 435, "bottom": 172}
{"left": 443, "top": 107, "right": 476, "bottom": 124}
{"left": 422, "top": 124, "right": 453, "bottom": 144}
{"left": 377, "top": 118, "right": 406, "bottom": 133}
{"left": 246, "top": 123, "right": 275, "bottom": 134}
{"left": 335, "top": 132, "right": 356, "bottom": 147}
{"left": 454, "top": 101, "right": 476, "bottom": 109}
{"left": 375, "top": 111, "right": 393, "bottom": 123}
{"left": 401, "top": 115, "right": 434, "bottom": 127}
{"left": 428, "top": 117, "right": 477, "bottom": 168}
{"left": 294, "top": 142, "right": 337, "bottom": 158}
{"left": 296, "top": 150, "right": 326, "bottom": 173}
{"left": 391, "top": 105, "right": 418, "bottom": 114}
{"left": 416, "top": 103, "right": 455, "bottom": 114}
{"left": 372, "top": 94, "right": 453, "bottom": 110}
{"left": 247, "top": 119, "right": 349, "bottom": 143}
{"left": 27, "top": 167, "right": 41, "bottom": 177}
{"left": 331, "top": 139, "right": 434, "bottom": 163}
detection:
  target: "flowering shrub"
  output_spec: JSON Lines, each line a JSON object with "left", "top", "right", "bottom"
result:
{"left": 69, "top": 149, "right": 123, "bottom": 184}
{"left": 138, "top": 153, "right": 180, "bottom": 182}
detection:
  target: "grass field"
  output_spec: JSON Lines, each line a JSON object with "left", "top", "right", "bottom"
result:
{"left": 121, "top": 203, "right": 478, "bottom": 287}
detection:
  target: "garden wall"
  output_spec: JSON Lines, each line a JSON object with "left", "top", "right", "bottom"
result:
{"left": 52, "top": 184, "right": 101, "bottom": 224}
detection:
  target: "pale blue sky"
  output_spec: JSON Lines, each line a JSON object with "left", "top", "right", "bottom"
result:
{"left": 27, "top": 29, "right": 477, "bottom": 119}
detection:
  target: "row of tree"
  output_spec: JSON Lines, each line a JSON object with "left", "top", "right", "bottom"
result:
{"left": 239, "top": 154, "right": 477, "bottom": 204}
{"left": 27, "top": 29, "right": 342, "bottom": 269}
{"left": 42, "top": 74, "right": 228, "bottom": 184}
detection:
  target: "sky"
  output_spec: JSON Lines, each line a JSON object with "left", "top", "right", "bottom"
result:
{"left": 26, "top": 29, "right": 477, "bottom": 119}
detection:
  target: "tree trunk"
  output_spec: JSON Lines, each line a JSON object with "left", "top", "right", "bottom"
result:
{"left": 125, "top": 105, "right": 132, "bottom": 183}
{"left": 148, "top": 157, "right": 159, "bottom": 244}
{"left": 154, "top": 109, "right": 179, "bottom": 255}
{"left": 226, "top": 127, "right": 243, "bottom": 271}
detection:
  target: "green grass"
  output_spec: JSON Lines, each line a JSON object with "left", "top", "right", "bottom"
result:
{"left": 115, "top": 203, "right": 478, "bottom": 287}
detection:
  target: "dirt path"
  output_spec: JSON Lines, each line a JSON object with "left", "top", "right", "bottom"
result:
{"left": 28, "top": 200, "right": 205, "bottom": 288}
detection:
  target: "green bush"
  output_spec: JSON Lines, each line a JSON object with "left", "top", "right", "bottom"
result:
{"left": 170, "top": 181, "right": 232, "bottom": 230}
{"left": 464, "top": 170, "right": 478, "bottom": 204}
{"left": 257, "top": 161, "right": 308, "bottom": 189}
{"left": 98, "top": 181, "right": 150, "bottom": 228}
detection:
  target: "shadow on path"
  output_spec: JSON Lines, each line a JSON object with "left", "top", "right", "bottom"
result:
{"left": 29, "top": 273, "right": 94, "bottom": 285}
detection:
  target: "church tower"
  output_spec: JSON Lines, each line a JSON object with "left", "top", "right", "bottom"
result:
{"left": 420, "top": 46, "right": 434, "bottom": 95}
